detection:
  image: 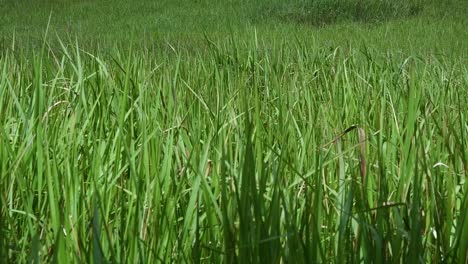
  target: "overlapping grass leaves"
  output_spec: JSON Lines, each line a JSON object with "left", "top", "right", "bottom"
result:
{"left": 0, "top": 38, "right": 466, "bottom": 262}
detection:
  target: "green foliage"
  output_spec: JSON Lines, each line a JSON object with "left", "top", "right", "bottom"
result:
{"left": 0, "top": 0, "right": 467, "bottom": 263}
{"left": 0, "top": 0, "right": 467, "bottom": 49}
{"left": 0, "top": 37, "right": 467, "bottom": 262}
{"left": 262, "top": 0, "right": 423, "bottom": 26}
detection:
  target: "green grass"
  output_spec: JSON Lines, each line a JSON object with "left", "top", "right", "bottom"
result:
{"left": 0, "top": 0, "right": 467, "bottom": 51}
{"left": 0, "top": 0, "right": 467, "bottom": 263}
{"left": 260, "top": 0, "right": 423, "bottom": 26}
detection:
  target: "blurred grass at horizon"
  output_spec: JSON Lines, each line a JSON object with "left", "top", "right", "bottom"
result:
{"left": 0, "top": 0, "right": 467, "bottom": 57}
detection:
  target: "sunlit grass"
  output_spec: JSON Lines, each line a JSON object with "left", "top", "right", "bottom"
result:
{"left": 0, "top": 35, "right": 466, "bottom": 262}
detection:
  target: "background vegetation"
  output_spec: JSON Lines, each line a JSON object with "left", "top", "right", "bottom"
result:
{"left": 0, "top": 0, "right": 467, "bottom": 263}
{"left": 0, "top": 0, "right": 467, "bottom": 51}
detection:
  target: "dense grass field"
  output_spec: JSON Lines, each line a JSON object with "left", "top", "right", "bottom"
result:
{"left": 1, "top": 0, "right": 467, "bottom": 263}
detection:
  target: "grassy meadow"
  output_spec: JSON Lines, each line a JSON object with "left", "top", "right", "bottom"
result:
{"left": 0, "top": 0, "right": 467, "bottom": 263}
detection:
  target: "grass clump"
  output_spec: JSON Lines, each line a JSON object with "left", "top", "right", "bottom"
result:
{"left": 261, "top": 0, "right": 423, "bottom": 26}
{"left": 0, "top": 37, "right": 467, "bottom": 262}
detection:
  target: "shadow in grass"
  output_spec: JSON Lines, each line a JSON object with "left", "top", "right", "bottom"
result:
{"left": 259, "top": 0, "right": 423, "bottom": 26}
